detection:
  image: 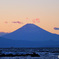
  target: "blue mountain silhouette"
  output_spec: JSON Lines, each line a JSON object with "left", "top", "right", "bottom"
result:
{"left": 0, "top": 23, "right": 59, "bottom": 47}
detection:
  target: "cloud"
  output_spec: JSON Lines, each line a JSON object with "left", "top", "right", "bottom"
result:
{"left": 32, "top": 20, "right": 35, "bottom": 23}
{"left": 32, "top": 18, "right": 40, "bottom": 23}
{"left": 36, "top": 18, "right": 40, "bottom": 23}
{"left": 4, "top": 21, "right": 23, "bottom": 24}
{"left": 12, "top": 21, "right": 23, "bottom": 24}
{"left": 5, "top": 21, "right": 8, "bottom": 23}
{"left": 54, "top": 27, "right": 59, "bottom": 30}
{"left": 26, "top": 17, "right": 29, "bottom": 20}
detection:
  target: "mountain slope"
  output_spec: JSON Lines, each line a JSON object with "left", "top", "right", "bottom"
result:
{"left": 0, "top": 37, "right": 59, "bottom": 47}
{"left": 3, "top": 24, "right": 59, "bottom": 41}
{"left": 0, "top": 23, "right": 59, "bottom": 47}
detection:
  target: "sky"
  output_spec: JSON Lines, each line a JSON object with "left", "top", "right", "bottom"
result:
{"left": 0, "top": 0, "right": 59, "bottom": 34}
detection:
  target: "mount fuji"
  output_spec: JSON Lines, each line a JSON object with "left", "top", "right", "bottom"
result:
{"left": 0, "top": 23, "right": 59, "bottom": 47}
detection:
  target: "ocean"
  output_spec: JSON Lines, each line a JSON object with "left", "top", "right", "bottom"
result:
{"left": 0, "top": 48, "right": 59, "bottom": 59}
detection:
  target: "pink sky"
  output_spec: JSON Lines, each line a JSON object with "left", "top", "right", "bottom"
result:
{"left": 0, "top": 0, "right": 59, "bottom": 34}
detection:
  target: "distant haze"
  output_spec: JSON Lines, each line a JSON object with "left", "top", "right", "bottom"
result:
{"left": 0, "top": 32, "right": 8, "bottom": 36}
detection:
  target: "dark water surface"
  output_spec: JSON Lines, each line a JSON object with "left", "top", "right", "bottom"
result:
{"left": 0, "top": 47, "right": 59, "bottom": 59}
